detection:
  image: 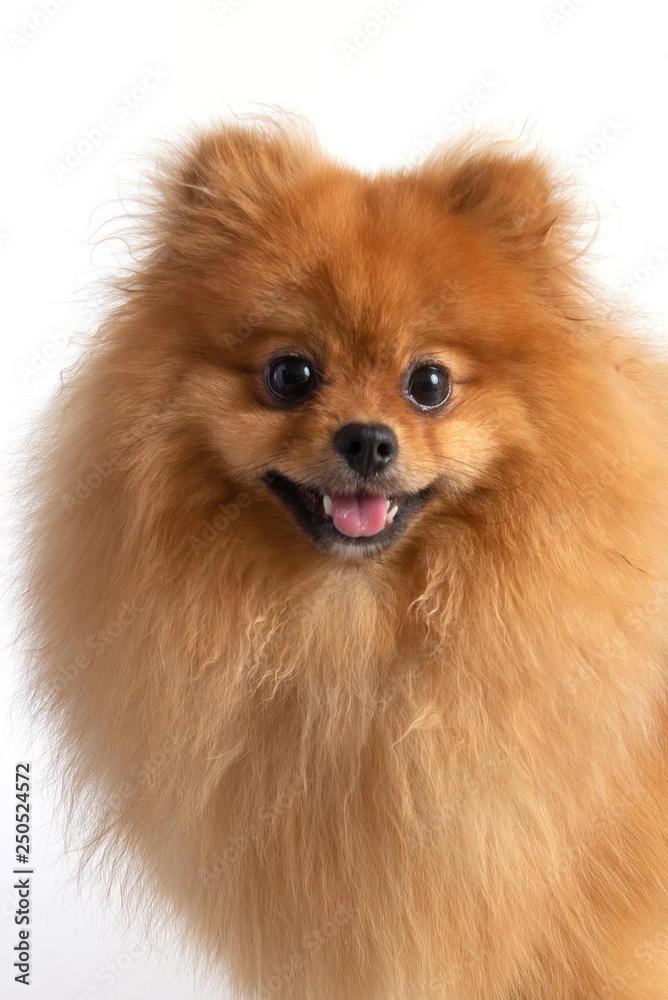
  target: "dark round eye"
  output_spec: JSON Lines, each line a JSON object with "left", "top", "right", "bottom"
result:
{"left": 406, "top": 365, "right": 451, "bottom": 409}
{"left": 266, "top": 355, "right": 318, "bottom": 404}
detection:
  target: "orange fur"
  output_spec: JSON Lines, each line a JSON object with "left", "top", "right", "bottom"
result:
{"left": 17, "top": 116, "right": 668, "bottom": 999}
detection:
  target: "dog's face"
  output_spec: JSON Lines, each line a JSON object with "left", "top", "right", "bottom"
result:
{"left": 214, "top": 276, "right": 524, "bottom": 561}
{"left": 160, "top": 126, "right": 569, "bottom": 559}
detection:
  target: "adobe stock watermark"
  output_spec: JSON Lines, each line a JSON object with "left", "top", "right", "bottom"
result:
{"left": 100, "top": 731, "right": 181, "bottom": 816}
{"left": 603, "top": 923, "right": 668, "bottom": 997}
{"left": 7, "top": 0, "right": 74, "bottom": 53}
{"left": 61, "top": 407, "right": 172, "bottom": 512}
{"left": 51, "top": 65, "right": 169, "bottom": 181}
{"left": 340, "top": 0, "right": 419, "bottom": 63}
{"left": 544, "top": 0, "right": 589, "bottom": 29}
{"left": 65, "top": 934, "right": 147, "bottom": 1000}
{"left": 212, "top": 0, "right": 249, "bottom": 15}
{"left": 18, "top": 320, "right": 78, "bottom": 385}
{"left": 258, "top": 905, "right": 354, "bottom": 999}
{"left": 189, "top": 492, "right": 252, "bottom": 553}
{"left": 616, "top": 245, "right": 668, "bottom": 297}
{"left": 48, "top": 601, "right": 143, "bottom": 699}
{"left": 569, "top": 116, "right": 628, "bottom": 172}
{"left": 400, "top": 74, "right": 501, "bottom": 167}
{"left": 199, "top": 778, "right": 305, "bottom": 886}
{"left": 223, "top": 239, "right": 333, "bottom": 352}
{"left": 18, "top": 299, "right": 96, "bottom": 386}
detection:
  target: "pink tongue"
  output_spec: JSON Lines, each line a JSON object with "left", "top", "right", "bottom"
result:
{"left": 331, "top": 493, "right": 388, "bottom": 537}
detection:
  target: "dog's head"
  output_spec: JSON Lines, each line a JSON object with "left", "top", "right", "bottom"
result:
{"left": 142, "top": 119, "right": 583, "bottom": 561}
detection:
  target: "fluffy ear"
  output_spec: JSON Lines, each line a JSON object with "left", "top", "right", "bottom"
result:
{"left": 422, "top": 143, "right": 566, "bottom": 250}
{"left": 157, "top": 116, "right": 316, "bottom": 236}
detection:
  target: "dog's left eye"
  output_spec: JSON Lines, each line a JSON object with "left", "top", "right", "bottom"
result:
{"left": 266, "top": 355, "right": 318, "bottom": 404}
{"left": 406, "top": 365, "right": 452, "bottom": 409}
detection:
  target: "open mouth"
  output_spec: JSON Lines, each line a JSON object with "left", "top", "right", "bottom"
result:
{"left": 263, "top": 470, "right": 434, "bottom": 556}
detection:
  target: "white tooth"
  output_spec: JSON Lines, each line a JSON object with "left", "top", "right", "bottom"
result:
{"left": 387, "top": 505, "right": 398, "bottom": 522}
{"left": 385, "top": 499, "right": 391, "bottom": 511}
{"left": 323, "top": 494, "right": 333, "bottom": 517}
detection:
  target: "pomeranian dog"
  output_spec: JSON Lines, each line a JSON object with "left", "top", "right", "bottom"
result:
{"left": 19, "top": 115, "right": 668, "bottom": 1000}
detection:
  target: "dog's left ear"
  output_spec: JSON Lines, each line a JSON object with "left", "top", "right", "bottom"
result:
{"left": 158, "top": 117, "right": 316, "bottom": 239}
{"left": 423, "top": 145, "right": 566, "bottom": 252}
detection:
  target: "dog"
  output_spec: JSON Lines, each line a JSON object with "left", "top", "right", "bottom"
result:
{"left": 18, "top": 115, "right": 668, "bottom": 999}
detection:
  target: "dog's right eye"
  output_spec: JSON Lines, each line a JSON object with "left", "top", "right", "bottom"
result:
{"left": 266, "top": 355, "right": 318, "bottom": 404}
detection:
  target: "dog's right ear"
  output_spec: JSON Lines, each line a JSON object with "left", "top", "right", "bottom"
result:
{"left": 417, "top": 137, "right": 578, "bottom": 260}
{"left": 160, "top": 118, "right": 316, "bottom": 238}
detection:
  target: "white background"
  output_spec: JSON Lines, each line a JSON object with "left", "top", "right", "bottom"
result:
{"left": 1, "top": 0, "right": 667, "bottom": 997}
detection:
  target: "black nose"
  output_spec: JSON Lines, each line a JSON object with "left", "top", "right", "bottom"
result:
{"left": 334, "top": 422, "right": 398, "bottom": 479}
